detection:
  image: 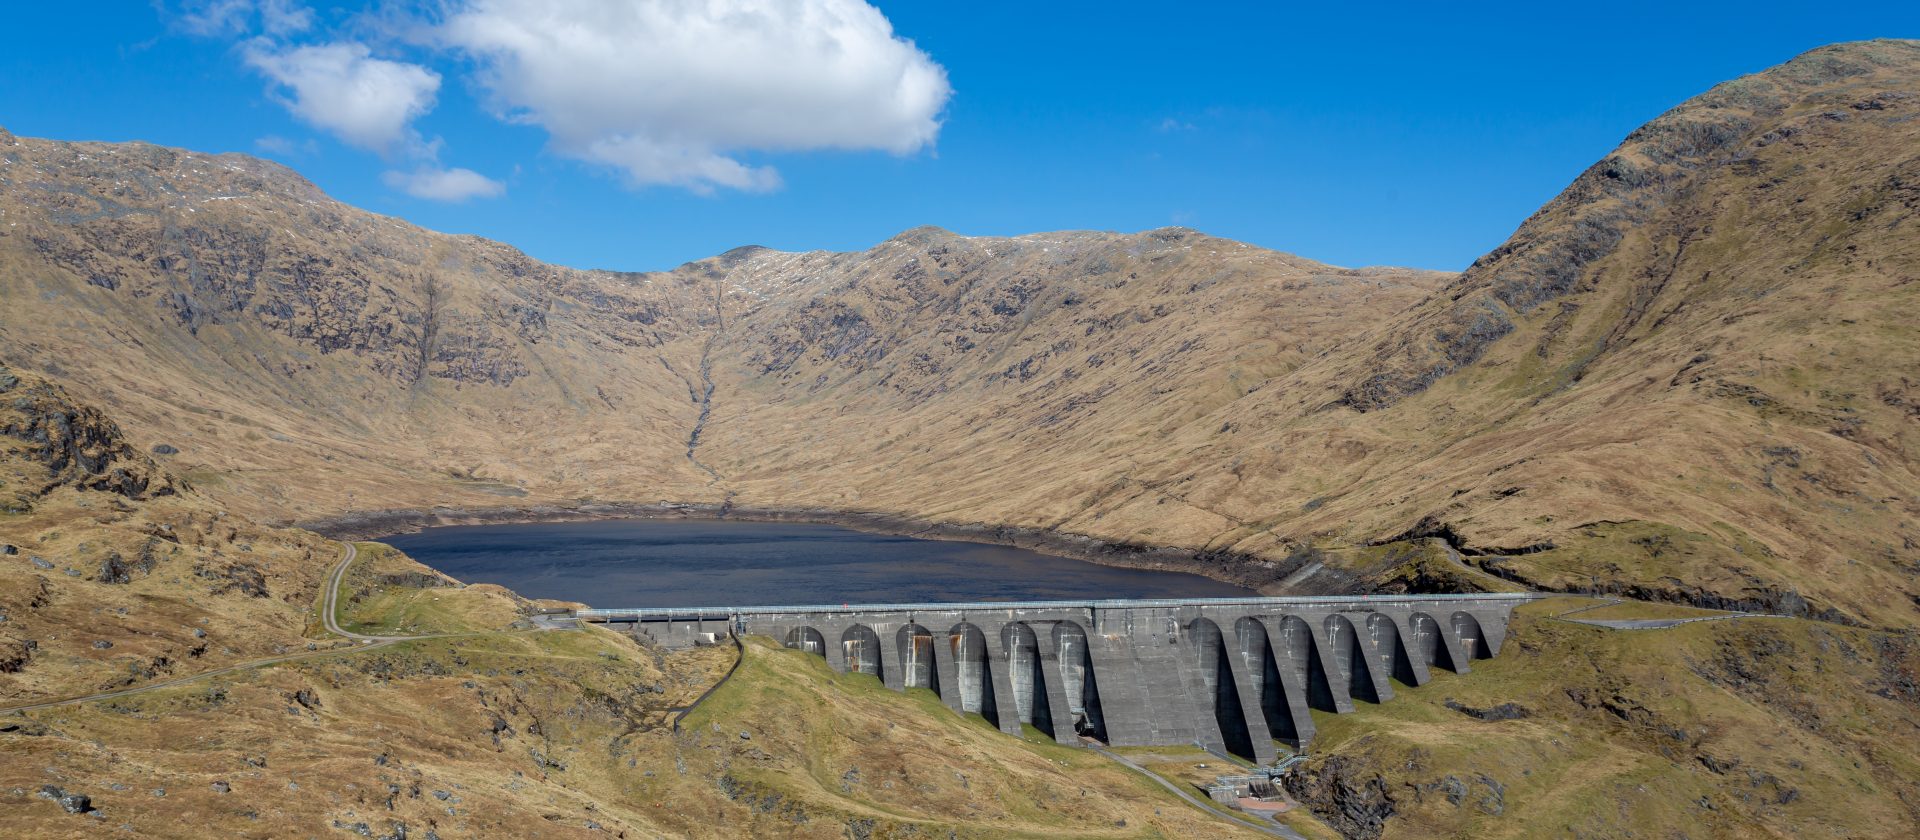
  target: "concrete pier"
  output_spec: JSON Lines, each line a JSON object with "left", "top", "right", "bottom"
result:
{"left": 580, "top": 593, "right": 1535, "bottom": 760}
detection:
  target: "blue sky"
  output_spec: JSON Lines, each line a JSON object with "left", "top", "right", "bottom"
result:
{"left": 1, "top": 2, "right": 1915, "bottom": 272}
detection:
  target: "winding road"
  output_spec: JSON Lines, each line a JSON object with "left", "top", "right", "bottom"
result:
{"left": 2, "top": 542, "right": 452, "bottom": 716}
{"left": 13, "top": 545, "right": 1301, "bottom": 837}
{"left": 322, "top": 542, "right": 427, "bottom": 642}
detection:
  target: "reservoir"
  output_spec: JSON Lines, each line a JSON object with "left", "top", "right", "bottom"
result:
{"left": 379, "top": 518, "right": 1256, "bottom": 608}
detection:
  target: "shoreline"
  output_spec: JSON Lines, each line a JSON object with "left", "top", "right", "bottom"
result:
{"left": 294, "top": 501, "right": 1363, "bottom": 596}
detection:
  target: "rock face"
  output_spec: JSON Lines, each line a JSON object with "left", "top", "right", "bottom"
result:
{"left": 0, "top": 367, "right": 176, "bottom": 506}
{"left": 0, "top": 636, "right": 36, "bottom": 673}
{"left": 0, "top": 41, "right": 1917, "bottom": 624}
{"left": 0, "top": 125, "right": 1443, "bottom": 575}
{"left": 1283, "top": 756, "right": 1396, "bottom": 840}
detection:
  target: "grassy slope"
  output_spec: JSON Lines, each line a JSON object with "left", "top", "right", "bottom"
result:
{"left": 0, "top": 364, "right": 1272, "bottom": 838}
{"left": 5, "top": 46, "right": 1915, "bottom": 630}
{"left": 4, "top": 40, "right": 1919, "bottom": 840}
{"left": 4, "top": 620, "right": 1272, "bottom": 838}
{"left": 335, "top": 542, "right": 526, "bottom": 636}
{"left": 0, "top": 366, "right": 347, "bottom": 706}
{"left": 1291, "top": 598, "right": 1920, "bottom": 839}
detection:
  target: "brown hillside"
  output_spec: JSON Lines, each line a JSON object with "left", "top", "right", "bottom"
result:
{"left": 1171, "top": 39, "right": 1920, "bottom": 625}
{"left": 0, "top": 124, "right": 1442, "bottom": 567}
{"left": 0, "top": 41, "right": 1916, "bottom": 627}
{"left": 5, "top": 39, "right": 1920, "bottom": 840}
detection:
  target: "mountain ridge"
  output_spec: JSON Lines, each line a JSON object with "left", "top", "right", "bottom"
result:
{"left": 1, "top": 39, "right": 1916, "bottom": 630}
{"left": 5, "top": 38, "right": 1920, "bottom": 840}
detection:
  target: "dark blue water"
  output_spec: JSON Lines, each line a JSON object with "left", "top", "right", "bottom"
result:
{"left": 379, "top": 518, "right": 1254, "bottom": 608}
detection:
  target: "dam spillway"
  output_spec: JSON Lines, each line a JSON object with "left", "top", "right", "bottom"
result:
{"left": 578, "top": 594, "right": 1537, "bottom": 764}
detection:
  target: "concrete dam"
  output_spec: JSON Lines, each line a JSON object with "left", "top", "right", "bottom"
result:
{"left": 579, "top": 594, "right": 1535, "bottom": 765}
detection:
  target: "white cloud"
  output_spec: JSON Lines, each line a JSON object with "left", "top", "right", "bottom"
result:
{"left": 172, "top": 0, "right": 253, "bottom": 35}
{"left": 244, "top": 41, "right": 440, "bottom": 156}
{"left": 582, "top": 135, "right": 781, "bottom": 193}
{"left": 171, "top": 0, "right": 310, "bottom": 36}
{"left": 435, "top": 0, "right": 950, "bottom": 192}
{"left": 382, "top": 167, "right": 507, "bottom": 202}
{"left": 252, "top": 134, "right": 317, "bottom": 157}
{"left": 258, "top": 0, "right": 314, "bottom": 35}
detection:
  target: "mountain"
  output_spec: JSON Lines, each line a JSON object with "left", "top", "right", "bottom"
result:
{"left": 6, "top": 42, "right": 1918, "bottom": 630}
{"left": 0, "top": 122, "right": 1444, "bottom": 576}
{"left": 3, "top": 38, "right": 1920, "bottom": 840}
{"left": 5, "top": 41, "right": 1920, "bottom": 628}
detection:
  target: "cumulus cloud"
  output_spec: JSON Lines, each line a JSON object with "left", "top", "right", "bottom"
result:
{"left": 382, "top": 167, "right": 507, "bottom": 202}
{"left": 171, "top": 0, "right": 311, "bottom": 36}
{"left": 243, "top": 41, "right": 440, "bottom": 156}
{"left": 435, "top": 0, "right": 951, "bottom": 192}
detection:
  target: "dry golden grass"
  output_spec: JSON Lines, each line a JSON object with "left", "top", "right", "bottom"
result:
{"left": 4, "top": 38, "right": 1920, "bottom": 840}
{"left": 0, "top": 490, "right": 340, "bottom": 707}
{"left": 3, "top": 629, "right": 1275, "bottom": 839}
{"left": 5, "top": 44, "right": 1916, "bottom": 631}
{"left": 1300, "top": 599, "right": 1920, "bottom": 839}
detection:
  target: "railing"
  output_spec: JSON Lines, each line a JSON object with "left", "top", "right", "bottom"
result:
{"left": 576, "top": 592, "right": 1544, "bottom": 621}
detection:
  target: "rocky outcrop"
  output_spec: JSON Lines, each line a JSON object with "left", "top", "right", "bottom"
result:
{"left": 1, "top": 41, "right": 1917, "bottom": 631}
{"left": 1283, "top": 755, "right": 1397, "bottom": 840}
{"left": 0, "top": 367, "right": 175, "bottom": 501}
{"left": 0, "top": 635, "right": 36, "bottom": 673}
{"left": 35, "top": 785, "right": 94, "bottom": 815}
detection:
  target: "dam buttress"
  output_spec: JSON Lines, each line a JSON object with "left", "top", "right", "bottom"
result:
{"left": 580, "top": 594, "right": 1536, "bottom": 764}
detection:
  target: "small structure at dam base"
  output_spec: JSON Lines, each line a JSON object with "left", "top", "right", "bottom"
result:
{"left": 579, "top": 594, "right": 1536, "bottom": 764}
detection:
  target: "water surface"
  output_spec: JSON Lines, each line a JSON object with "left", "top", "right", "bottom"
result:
{"left": 379, "top": 518, "right": 1253, "bottom": 608}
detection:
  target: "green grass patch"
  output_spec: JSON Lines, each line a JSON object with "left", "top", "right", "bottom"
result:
{"left": 337, "top": 542, "right": 520, "bottom": 635}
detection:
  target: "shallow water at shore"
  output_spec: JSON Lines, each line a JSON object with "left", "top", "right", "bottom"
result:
{"left": 378, "top": 518, "right": 1255, "bottom": 608}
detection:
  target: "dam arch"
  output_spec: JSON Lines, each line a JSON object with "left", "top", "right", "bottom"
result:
{"left": 842, "top": 624, "right": 883, "bottom": 678}
{"left": 1325, "top": 614, "right": 1378, "bottom": 703}
{"left": 1190, "top": 617, "right": 1256, "bottom": 760}
{"left": 1235, "top": 615, "right": 1303, "bottom": 745}
{"left": 948, "top": 622, "right": 996, "bottom": 720}
{"left": 1452, "top": 611, "right": 1490, "bottom": 660}
{"left": 1051, "top": 621, "right": 1107, "bottom": 741}
{"left": 1367, "top": 612, "right": 1420, "bottom": 687}
{"left": 1409, "top": 612, "right": 1453, "bottom": 673}
{"left": 1279, "top": 614, "right": 1338, "bottom": 712}
{"left": 1001, "top": 622, "right": 1055, "bottom": 735}
{"left": 785, "top": 626, "right": 826, "bottom": 656}
{"left": 897, "top": 623, "right": 936, "bottom": 690}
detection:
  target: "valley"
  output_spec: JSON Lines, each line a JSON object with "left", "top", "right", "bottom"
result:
{"left": 3, "top": 38, "right": 1919, "bottom": 839}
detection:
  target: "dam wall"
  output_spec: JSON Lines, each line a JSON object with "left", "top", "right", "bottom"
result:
{"left": 579, "top": 594, "right": 1534, "bottom": 764}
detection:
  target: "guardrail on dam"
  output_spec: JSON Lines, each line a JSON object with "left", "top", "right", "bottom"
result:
{"left": 578, "top": 594, "right": 1539, "bottom": 764}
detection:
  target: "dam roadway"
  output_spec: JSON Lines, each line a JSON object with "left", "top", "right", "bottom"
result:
{"left": 579, "top": 593, "right": 1537, "bottom": 765}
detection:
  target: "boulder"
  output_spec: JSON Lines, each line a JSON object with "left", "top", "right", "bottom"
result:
{"left": 36, "top": 785, "right": 94, "bottom": 814}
